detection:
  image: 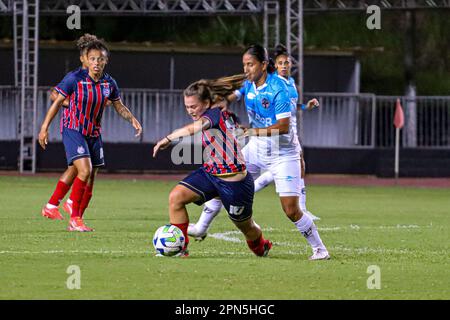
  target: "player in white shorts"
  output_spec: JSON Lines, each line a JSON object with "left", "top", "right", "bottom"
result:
{"left": 189, "top": 44, "right": 329, "bottom": 260}
{"left": 251, "top": 44, "right": 320, "bottom": 221}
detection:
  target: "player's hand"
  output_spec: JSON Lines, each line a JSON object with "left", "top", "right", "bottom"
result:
{"left": 153, "top": 137, "right": 171, "bottom": 158}
{"left": 306, "top": 98, "right": 319, "bottom": 110}
{"left": 132, "top": 117, "right": 143, "bottom": 137}
{"left": 38, "top": 129, "right": 48, "bottom": 150}
{"left": 243, "top": 128, "right": 257, "bottom": 137}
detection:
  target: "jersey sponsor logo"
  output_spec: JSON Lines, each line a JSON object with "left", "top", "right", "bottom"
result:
{"left": 99, "top": 147, "right": 104, "bottom": 159}
{"left": 77, "top": 146, "right": 85, "bottom": 154}
{"left": 254, "top": 113, "right": 273, "bottom": 126}
{"left": 247, "top": 92, "right": 256, "bottom": 100}
{"left": 261, "top": 98, "right": 270, "bottom": 109}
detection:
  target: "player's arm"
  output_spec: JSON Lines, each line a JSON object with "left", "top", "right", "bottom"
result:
{"left": 50, "top": 88, "right": 70, "bottom": 107}
{"left": 38, "top": 94, "right": 66, "bottom": 150}
{"left": 153, "top": 118, "right": 210, "bottom": 158}
{"left": 111, "top": 99, "right": 142, "bottom": 137}
{"left": 244, "top": 117, "right": 290, "bottom": 137}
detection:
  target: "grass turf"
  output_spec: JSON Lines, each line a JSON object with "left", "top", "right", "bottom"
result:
{"left": 0, "top": 175, "right": 449, "bottom": 299}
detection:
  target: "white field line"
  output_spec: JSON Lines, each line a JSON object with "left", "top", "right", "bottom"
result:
{"left": 0, "top": 224, "right": 441, "bottom": 256}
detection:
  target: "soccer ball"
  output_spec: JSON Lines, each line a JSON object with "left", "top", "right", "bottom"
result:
{"left": 153, "top": 224, "right": 185, "bottom": 257}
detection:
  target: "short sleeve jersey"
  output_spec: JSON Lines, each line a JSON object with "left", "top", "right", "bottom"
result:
{"left": 55, "top": 68, "right": 121, "bottom": 137}
{"left": 235, "top": 72, "right": 300, "bottom": 160}
{"left": 201, "top": 108, "right": 246, "bottom": 175}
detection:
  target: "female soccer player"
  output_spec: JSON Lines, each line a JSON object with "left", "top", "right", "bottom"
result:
{"left": 41, "top": 34, "right": 104, "bottom": 220}
{"left": 249, "top": 44, "right": 320, "bottom": 220}
{"left": 189, "top": 45, "right": 329, "bottom": 260}
{"left": 38, "top": 39, "right": 142, "bottom": 232}
{"left": 153, "top": 75, "right": 272, "bottom": 257}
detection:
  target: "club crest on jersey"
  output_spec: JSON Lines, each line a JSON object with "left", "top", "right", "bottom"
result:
{"left": 77, "top": 146, "right": 85, "bottom": 154}
{"left": 102, "top": 86, "right": 110, "bottom": 97}
{"left": 261, "top": 98, "right": 270, "bottom": 109}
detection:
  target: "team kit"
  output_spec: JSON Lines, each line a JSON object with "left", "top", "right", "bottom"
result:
{"left": 39, "top": 34, "right": 330, "bottom": 261}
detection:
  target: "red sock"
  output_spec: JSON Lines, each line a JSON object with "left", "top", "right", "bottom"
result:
{"left": 48, "top": 180, "right": 71, "bottom": 206}
{"left": 172, "top": 222, "right": 189, "bottom": 249}
{"left": 80, "top": 184, "right": 93, "bottom": 218}
{"left": 246, "top": 234, "right": 266, "bottom": 256}
{"left": 70, "top": 177, "right": 87, "bottom": 218}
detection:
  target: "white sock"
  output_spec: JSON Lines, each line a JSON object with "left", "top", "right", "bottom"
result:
{"left": 299, "top": 178, "right": 307, "bottom": 213}
{"left": 254, "top": 171, "right": 274, "bottom": 193}
{"left": 294, "top": 213, "right": 326, "bottom": 251}
{"left": 195, "top": 198, "right": 223, "bottom": 234}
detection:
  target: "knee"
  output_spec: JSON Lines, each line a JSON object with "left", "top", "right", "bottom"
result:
{"left": 77, "top": 166, "right": 91, "bottom": 181}
{"left": 169, "top": 189, "right": 187, "bottom": 210}
{"left": 283, "top": 205, "right": 301, "bottom": 222}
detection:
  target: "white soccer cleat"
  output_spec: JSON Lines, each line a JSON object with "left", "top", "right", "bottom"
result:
{"left": 305, "top": 210, "right": 321, "bottom": 221}
{"left": 187, "top": 223, "right": 207, "bottom": 241}
{"left": 309, "top": 248, "right": 330, "bottom": 261}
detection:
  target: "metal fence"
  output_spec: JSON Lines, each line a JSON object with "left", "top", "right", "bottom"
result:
{"left": 1, "top": 86, "right": 450, "bottom": 148}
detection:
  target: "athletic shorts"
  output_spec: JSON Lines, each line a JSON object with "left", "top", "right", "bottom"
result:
{"left": 62, "top": 127, "right": 105, "bottom": 167}
{"left": 242, "top": 138, "right": 301, "bottom": 197}
{"left": 179, "top": 168, "right": 254, "bottom": 222}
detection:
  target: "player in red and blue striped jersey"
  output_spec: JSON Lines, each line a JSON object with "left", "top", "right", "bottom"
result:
{"left": 42, "top": 34, "right": 100, "bottom": 221}
{"left": 153, "top": 76, "right": 272, "bottom": 257}
{"left": 39, "top": 39, "right": 142, "bottom": 232}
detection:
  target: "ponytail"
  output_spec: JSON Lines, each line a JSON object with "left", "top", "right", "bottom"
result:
{"left": 184, "top": 74, "right": 246, "bottom": 104}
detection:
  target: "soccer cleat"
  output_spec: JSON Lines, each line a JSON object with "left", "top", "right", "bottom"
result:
{"left": 175, "top": 247, "right": 189, "bottom": 258}
{"left": 261, "top": 240, "right": 273, "bottom": 257}
{"left": 62, "top": 200, "right": 73, "bottom": 217}
{"left": 67, "top": 217, "right": 94, "bottom": 232}
{"left": 309, "top": 248, "right": 330, "bottom": 261}
{"left": 41, "top": 205, "right": 64, "bottom": 220}
{"left": 187, "top": 223, "right": 207, "bottom": 241}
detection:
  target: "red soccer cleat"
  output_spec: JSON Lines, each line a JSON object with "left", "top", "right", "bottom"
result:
{"left": 67, "top": 217, "right": 94, "bottom": 232}
{"left": 62, "top": 200, "right": 73, "bottom": 217}
{"left": 261, "top": 239, "right": 273, "bottom": 257}
{"left": 41, "top": 205, "right": 64, "bottom": 220}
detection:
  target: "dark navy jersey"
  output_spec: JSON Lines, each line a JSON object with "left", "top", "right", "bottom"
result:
{"left": 55, "top": 68, "right": 121, "bottom": 137}
{"left": 201, "top": 108, "right": 246, "bottom": 175}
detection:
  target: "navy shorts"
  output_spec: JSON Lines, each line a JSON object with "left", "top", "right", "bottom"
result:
{"left": 179, "top": 168, "right": 254, "bottom": 222}
{"left": 62, "top": 127, "right": 105, "bottom": 167}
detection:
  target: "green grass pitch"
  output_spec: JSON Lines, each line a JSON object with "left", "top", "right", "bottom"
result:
{"left": 0, "top": 175, "right": 449, "bottom": 299}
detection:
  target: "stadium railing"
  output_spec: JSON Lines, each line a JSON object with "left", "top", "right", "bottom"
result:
{"left": 0, "top": 86, "right": 449, "bottom": 148}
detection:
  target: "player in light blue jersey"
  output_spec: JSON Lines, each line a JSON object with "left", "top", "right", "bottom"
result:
{"left": 251, "top": 44, "right": 321, "bottom": 221}
{"left": 189, "top": 45, "right": 329, "bottom": 260}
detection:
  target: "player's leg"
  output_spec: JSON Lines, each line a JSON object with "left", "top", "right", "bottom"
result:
{"left": 299, "top": 155, "right": 320, "bottom": 221}
{"left": 60, "top": 128, "right": 93, "bottom": 232}
{"left": 188, "top": 141, "right": 263, "bottom": 239}
{"left": 79, "top": 167, "right": 97, "bottom": 218}
{"left": 272, "top": 160, "right": 329, "bottom": 260}
{"left": 217, "top": 172, "right": 272, "bottom": 256}
{"left": 79, "top": 135, "right": 105, "bottom": 219}
{"left": 41, "top": 166, "right": 77, "bottom": 220}
{"left": 67, "top": 157, "right": 93, "bottom": 231}
{"left": 253, "top": 170, "right": 274, "bottom": 192}
{"left": 60, "top": 166, "right": 78, "bottom": 216}
{"left": 175, "top": 169, "right": 218, "bottom": 253}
